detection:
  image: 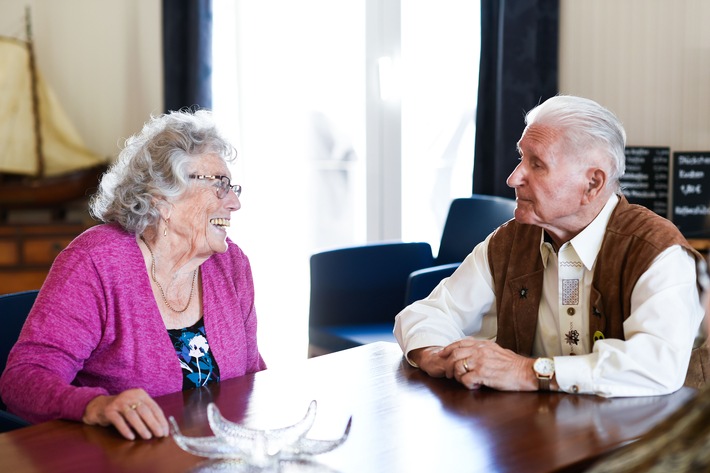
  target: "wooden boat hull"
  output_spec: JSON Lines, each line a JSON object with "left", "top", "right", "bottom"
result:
{"left": 0, "top": 164, "right": 106, "bottom": 210}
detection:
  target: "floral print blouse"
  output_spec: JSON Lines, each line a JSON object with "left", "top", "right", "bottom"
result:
{"left": 168, "top": 318, "right": 221, "bottom": 390}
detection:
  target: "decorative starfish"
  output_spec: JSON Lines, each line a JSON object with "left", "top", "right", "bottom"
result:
{"left": 170, "top": 401, "right": 352, "bottom": 468}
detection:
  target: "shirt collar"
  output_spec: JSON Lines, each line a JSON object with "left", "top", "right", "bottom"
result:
{"left": 539, "top": 194, "right": 619, "bottom": 270}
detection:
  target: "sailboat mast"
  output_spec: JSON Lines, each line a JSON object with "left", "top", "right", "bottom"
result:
{"left": 25, "top": 6, "right": 45, "bottom": 178}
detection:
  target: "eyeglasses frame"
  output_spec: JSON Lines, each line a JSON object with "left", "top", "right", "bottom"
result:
{"left": 188, "top": 174, "right": 242, "bottom": 199}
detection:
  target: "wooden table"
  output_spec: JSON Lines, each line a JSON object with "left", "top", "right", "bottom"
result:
{"left": 0, "top": 342, "right": 695, "bottom": 473}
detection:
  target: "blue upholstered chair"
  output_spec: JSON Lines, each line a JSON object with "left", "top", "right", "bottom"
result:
{"left": 0, "top": 290, "right": 37, "bottom": 432}
{"left": 0, "top": 410, "right": 31, "bottom": 433}
{"left": 308, "top": 194, "right": 517, "bottom": 356}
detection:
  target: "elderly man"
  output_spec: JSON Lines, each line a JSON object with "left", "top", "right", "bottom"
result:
{"left": 394, "top": 95, "right": 704, "bottom": 397}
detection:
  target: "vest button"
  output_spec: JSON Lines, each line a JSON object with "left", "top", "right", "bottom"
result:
{"left": 567, "top": 307, "right": 576, "bottom": 316}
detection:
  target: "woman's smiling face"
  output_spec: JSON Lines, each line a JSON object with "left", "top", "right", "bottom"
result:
{"left": 170, "top": 153, "right": 241, "bottom": 258}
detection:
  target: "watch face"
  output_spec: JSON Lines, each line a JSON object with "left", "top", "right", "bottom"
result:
{"left": 534, "top": 357, "right": 555, "bottom": 377}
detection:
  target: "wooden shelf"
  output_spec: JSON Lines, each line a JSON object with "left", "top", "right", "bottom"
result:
{"left": 688, "top": 239, "right": 710, "bottom": 252}
{"left": 0, "top": 222, "right": 93, "bottom": 294}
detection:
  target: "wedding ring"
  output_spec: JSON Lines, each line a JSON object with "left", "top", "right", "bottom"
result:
{"left": 129, "top": 402, "right": 141, "bottom": 410}
{"left": 463, "top": 359, "right": 470, "bottom": 372}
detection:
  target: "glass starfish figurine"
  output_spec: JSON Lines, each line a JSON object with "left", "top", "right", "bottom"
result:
{"left": 170, "top": 400, "right": 352, "bottom": 468}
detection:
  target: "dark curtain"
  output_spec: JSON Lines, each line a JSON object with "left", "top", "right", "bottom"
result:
{"left": 162, "top": 0, "right": 213, "bottom": 112}
{"left": 473, "top": 0, "right": 559, "bottom": 198}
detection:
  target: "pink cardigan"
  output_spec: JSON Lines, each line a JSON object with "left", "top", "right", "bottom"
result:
{"left": 0, "top": 224, "right": 266, "bottom": 423}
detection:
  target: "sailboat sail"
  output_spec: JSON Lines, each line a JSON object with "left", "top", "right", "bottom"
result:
{"left": 0, "top": 35, "right": 105, "bottom": 178}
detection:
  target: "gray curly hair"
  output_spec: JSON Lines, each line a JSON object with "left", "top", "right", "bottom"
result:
{"left": 89, "top": 109, "right": 237, "bottom": 235}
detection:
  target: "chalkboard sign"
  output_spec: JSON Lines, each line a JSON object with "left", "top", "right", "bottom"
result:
{"left": 672, "top": 151, "right": 710, "bottom": 238}
{"left": 620, "top": 146, "right": 670, "bottom": 217}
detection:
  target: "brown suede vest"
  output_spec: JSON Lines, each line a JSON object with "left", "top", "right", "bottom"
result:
{"left": 487, "top": 196, "right": 702, "bottom": 359}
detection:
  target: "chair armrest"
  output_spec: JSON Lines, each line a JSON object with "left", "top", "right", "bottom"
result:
{"left": 0, "top": 410, "right": 31, "bottom": 433}
{"left": 310, "top": 323, "right": 397, "bottom": 352}
{"left": 404, "top": 262, "right": 461, "bottom": 306}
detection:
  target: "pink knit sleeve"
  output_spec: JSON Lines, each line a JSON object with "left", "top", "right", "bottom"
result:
{"left": 0, "top": 245, "right": 110, "bottom": 422}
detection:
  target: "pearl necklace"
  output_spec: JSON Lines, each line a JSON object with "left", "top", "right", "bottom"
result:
{"left": 140, "top": 236, "right": 198, "bottom": 313}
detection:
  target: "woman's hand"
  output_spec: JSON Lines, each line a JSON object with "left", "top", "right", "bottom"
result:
{"left": 82, "top": 388, "right": 169, "bottom": 441}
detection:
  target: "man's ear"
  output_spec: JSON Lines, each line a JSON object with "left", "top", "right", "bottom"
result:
{"left": 584, "top": 168, "right": 607, "bottom": 202}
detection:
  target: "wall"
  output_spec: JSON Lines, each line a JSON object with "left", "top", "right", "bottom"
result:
{"left": 559, "top": 0, "right": 710, "bottom": 152}
{"left": 0, "top": 0, "right": 162, "bottom": 161}
{"left": 4, "top": 1, "right": 707, "bottom": 171}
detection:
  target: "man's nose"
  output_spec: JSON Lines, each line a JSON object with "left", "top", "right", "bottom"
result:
{"left": 506, "top": 164, "right": 523, "bottom": 188}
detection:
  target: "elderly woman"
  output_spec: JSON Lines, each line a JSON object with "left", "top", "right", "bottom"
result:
{"left": 0, "top": 110, "right": 266, "bottom": 441}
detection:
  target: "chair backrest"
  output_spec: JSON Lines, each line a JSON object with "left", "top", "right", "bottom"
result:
{"left": 309, "top": 242, "right": 433, "bottom": 328}
{"left": 0, "top": 290, "right": 38, "bottom": 377}
{"left": 435, "top": 194, "right": 517, "bottom": 265}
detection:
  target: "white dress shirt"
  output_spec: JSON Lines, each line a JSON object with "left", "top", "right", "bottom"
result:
{"left": 394, "top": 195, "right": 705, "bottom": 397}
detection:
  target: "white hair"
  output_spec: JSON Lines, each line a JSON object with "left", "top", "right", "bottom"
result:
{"left": 525, "top": 95, "right": 626, "bottom": 190}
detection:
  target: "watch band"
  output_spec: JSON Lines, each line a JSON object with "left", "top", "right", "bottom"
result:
{"left": 538, "top": 376, "right": 551, "bottom": 391}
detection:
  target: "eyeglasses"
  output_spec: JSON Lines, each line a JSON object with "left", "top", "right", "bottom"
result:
{"left": 189, "top": 174, "right": 242, "bottom": 199}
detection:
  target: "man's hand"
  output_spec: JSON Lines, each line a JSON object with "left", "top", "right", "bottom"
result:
{"left": 437, "top": 338, "right": 539, "bottom": 391}
{"left": 408, "top": 346, "right": 448, "bottom": 378}
{"left": 82, "top": 388, "right": 169, "bottom": 441}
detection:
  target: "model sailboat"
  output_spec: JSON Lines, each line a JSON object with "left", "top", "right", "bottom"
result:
{"left": 0, "top": 9, "right": 107, "bottom": 210}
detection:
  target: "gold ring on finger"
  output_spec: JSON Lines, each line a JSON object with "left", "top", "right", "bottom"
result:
{"left": 463, "top": 359, "right": 470, "bottom": 372}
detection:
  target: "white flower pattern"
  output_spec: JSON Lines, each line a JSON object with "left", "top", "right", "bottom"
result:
{"left": 169, "top": 323, "right": 220, "bottom": 389}
{"left": 189, "top": 334, "right": 209, "bottom": 385}
{"left": 189, "top": 334, "right": 209, "bottom": 358}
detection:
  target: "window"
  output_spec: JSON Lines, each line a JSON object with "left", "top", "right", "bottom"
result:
{"left": 213, "top": 0, "right": 479, "bottom": 366}
{"left": 401, "top": 1, "right": 480, "bottom": 253}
